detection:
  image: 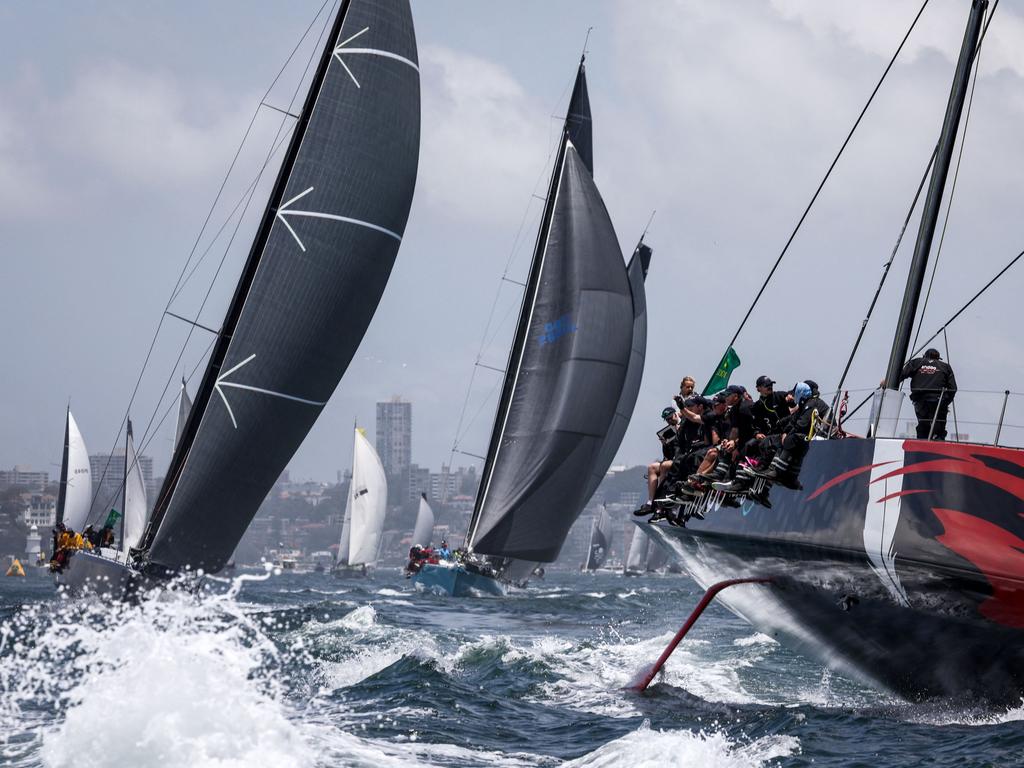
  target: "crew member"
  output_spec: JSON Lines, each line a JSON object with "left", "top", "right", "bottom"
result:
{"left": 635, "top": 407, "right": 681, "bottom": 516}
{"left": 897, "top": 349, "right": 957, "bottom": 440}
{"left": 755, "top": 381, "right": 829, "bottom": 489}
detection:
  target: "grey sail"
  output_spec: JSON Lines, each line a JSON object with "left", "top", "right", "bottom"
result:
{"left": 468, "top": 62, "right": 633, "bottom": 563}
{"left": 173, "top": 379, "right": 192, "bottom": 450}
{"left": 142, "top": 0, "right": 420, "bottom": 573}
{"left": 645, "top": 540, "right": 669, "bottom": 572}
{"left": 580, "top": 240, "right": 651, "bottom": 504}
{"left": 584, "top": 504, "right": 612, "bottom": 570}
{"left": 565, "top": 64, "right": 592, "bottom": 174}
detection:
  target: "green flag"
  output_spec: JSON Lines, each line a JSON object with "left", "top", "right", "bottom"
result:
{"left": 103, "top": 508, "right": 122, "bottom": 529}
{"left": 702, "top": 346, "right": 742, "bottom": 396}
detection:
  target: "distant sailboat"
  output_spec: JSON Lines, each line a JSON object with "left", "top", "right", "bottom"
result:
{"left": 55, "top": 407, "right": 92, "bottom": 533}
{"left": 56, "top": 0, "right": 420, "bottom": 596}
{"left": 412, "top": 493, "right": 434, "bottom": 547}
{"left": 413, "top": 53, "right": 650, "bottom": 597}
{"left": 583, "top": 504, "right": 612, "bottom": 571}
{"left": 334, "top": 426, "right": 388, "bottom": 576}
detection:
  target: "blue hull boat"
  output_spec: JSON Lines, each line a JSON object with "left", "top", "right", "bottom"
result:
{"left": 411, "top": 563, "right": 505, "bottom": 597}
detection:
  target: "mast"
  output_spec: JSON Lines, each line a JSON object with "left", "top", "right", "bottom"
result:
{"left": 141, "top": 0, "right": 353, "bottom": 551}
{"left": 884, "top": 0, "right": 987, "bottom": 387}
{"left": 55, "top": 406, "right": 71, "bottom": 526}
{"left": 121, "top": 418, "right": 131, "bottom": 548}
{"left": 466, "top": 57, "right": 585, "bottom": 551}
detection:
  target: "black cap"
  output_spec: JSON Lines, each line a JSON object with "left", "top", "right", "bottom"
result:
{"left": 925, "top": 348, "right": 941, "bottom": 360}
{"left": 724, "top": 384, "right": 745, "bottom": 396}
{"left": 755, "top": 375, "right": 775, "bottom": 388}
{"left": 712, "top": 392, "right": 728, "bottom": 405}
{"left": 684, "top": 395, "right": 709, "bottom": 408}
{"left": 804, "top": 379, "right": 819, "bottom": 393}
{"left": 661, "top": 406, "right": 676, "bottom": 419}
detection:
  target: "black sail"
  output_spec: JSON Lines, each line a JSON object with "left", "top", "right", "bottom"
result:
{"left": 469, "top": 143, "right": 632, "bottom": 562}
{"left": 143, "top": 0, "right": 420, "bottom": 573}
{"left": 584, "top": 505, "right": 612, "bottom": 570}
{"left": 566, "top": 61, "right": 592, "bottom": 174}
{"left": 580, "top": 240, "right": 651, "bottom": 504}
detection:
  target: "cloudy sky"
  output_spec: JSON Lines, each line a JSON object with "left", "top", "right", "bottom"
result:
{"left": 3, "top": 0, "right": 1024, "bottom": 483}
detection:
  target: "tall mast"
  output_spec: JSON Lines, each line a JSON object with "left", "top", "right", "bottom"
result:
{"left": 55, "top": 406, "right": 71, "bottom": 526}
{"left": 141, "top": 1, "right": 353, "bottom": 551}
{"left": 466, "top": 57, "right": 585, "bottom": 551}
{"left": 884, "top": 0, "right": 987, "bottom": 387}
{"left": 121, "top": 418, "right": 131, "bottom": 548}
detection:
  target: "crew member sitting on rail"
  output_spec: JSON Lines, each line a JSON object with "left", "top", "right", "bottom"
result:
{"left": 634, "top": 407, "right": 681, "bottom": 517}
{"left": 753, "top": 381, "right": 829, "bottom": 490}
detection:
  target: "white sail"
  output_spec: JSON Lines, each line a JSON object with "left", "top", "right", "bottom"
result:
{"left": 62, "top": 410, "right": 93, "bottom": 532}
{"left": 347, "top": 428, "right": 387, "bottom": 566}
{"left": 337, "top": 476, "right": 353, "bottom": 564}
{"left": 412, "top": 493, "right": 434, "bottom": 547}
{"left": 121, "top": 423, "right": 148, "bottom": 551}
{"left": 173, "top": 379, "right": 192, "bottom": 450}
{"left": 625, "top": 526, "right": 649, "bottom": 573}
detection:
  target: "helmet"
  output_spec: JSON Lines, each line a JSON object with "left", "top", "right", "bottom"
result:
{"left": 793, "top": 381, "right": 812, "bottom": 405}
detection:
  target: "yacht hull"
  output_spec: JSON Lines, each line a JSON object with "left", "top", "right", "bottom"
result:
{"left": 411, "top": 563, "right": 506, "bottom": 597}
{"left": 639, "top": 436, "right": 1024, "bottom": 703}
{"left": 53, "top": 550, "right": 143, "bottom": 599}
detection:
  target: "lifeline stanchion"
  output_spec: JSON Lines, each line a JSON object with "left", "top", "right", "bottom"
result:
{"left": 627, "top": 577, "right": 773, "bottom": 693}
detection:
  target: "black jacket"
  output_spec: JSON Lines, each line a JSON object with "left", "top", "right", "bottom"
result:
{"left": 751, "top": 391, "right": 790, "bottom": 435}
{"left": 780, "top": 396, "right": 830, "bottom": 437}
{"left": 899, "top": 357, "right": 957, "bottom": 401}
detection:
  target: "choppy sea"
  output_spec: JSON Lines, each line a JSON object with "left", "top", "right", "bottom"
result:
{"left": 2, "top": 567, "right": 1023, "bottom": 767}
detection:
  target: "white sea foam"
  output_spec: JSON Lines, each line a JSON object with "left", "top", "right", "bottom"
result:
{"left": 733, "top": 633, "right": 778, "bottom": 647}
{"left": 564, "top": 721, "right": 800, "bottom": 768}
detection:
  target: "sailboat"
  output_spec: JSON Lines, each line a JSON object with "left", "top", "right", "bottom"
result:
{"left": 412, "top": 493, "right": 434, "bottom": 547}
{"left": 54, "top": 407, "right": 93, "bottom": 536}
{"left": 582, "top": 505, "right": 612, "bottom": 571}
{"left": 637, "top": 0, "right": 1024, "bottom": 703}
{"left": 333, "top": 426, "right": 388, "bottom": 577}
{"left": 624, "top": 526, "right": 670, "bottom": 577}
{"left": 55, "top": 0, "right": 420, "bottom": 597}
{"left": 412, "top": 53, "right": 651, "bottom": 597}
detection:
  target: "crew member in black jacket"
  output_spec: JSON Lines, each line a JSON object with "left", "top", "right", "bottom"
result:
{"left": 898, "top": 348, "right": 957, "bottom": 440}
{"left": 754, "top": 381, "right": 829, "bottom": 489}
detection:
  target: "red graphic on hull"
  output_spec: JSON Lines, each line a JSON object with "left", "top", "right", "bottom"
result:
{"left": 934, "top": 508, "right": 1024, "bottom": 629}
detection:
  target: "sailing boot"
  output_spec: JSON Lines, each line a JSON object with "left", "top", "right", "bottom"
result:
{"left": 712, "top": 474, "right": 753, "bottom": 495}
{"left": 633, "top": 503, "right": 654, "bottom": 517}
{"left": 755, "top": 456, "right": 803, "bottom": 491}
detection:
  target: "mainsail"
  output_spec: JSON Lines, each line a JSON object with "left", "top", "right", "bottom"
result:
{"left": 121, "top": 420, "right": 149, "bottom": 551}
{"left": 624, "top": 525, "right": 648, "bottom": 574}
{"left": 584, "top": 504, "right": 612, "bottom": 570}
{"left": 413, "top": 493, "right": 434, "bottom": 546}
{"left": 55, "top": 408, "right": 92, "bottom": 531}
{"left": 581, "top": 239, "right": 651, "bottom": 503}
{"left": 140, "top": 0, "right": 420, "bottom": 573}
{"left": 467, "top": 59, "right": 633, "bottom": 563}
{"left": 346, "top": 427, "right": 387, "bottom": 566}
{"left": 173, "top": 379, "right": 192, "bottom": 450}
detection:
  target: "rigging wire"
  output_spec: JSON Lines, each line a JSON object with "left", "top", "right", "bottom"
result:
{"left": 910, "top": 0, "right": 989, "bottom": 355}
{"left": 88, "top": 0, "right": 336, "bottom": 523}
{"left": 715, "top": 0, "right": 930, "bottom": 355}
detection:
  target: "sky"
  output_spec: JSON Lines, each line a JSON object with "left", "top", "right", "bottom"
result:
{"left": 3, "top": 0, "right": 1024, "bottom": 483}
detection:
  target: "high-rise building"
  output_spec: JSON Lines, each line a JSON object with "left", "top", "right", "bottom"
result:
{"left": 89, "top": 451, "right": 155, "bottom": 513}
{"left": 376, "top": 397, "right": 412, "bottom": 478}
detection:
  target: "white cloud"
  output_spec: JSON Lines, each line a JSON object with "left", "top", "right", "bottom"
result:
{"left": 418, "top": 44, "right": 552, "bottom": 224}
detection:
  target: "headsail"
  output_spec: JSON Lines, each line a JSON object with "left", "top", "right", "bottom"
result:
{"left": 121, "top": 420, "right": 149, "bottom": 551}
{"left": 413, "top": 493, "right": 434, "bottom": 547}
{"left": 173, "top": 379, "right": 192, "bottom": 450}
{"left": 141, "top": 0, "right": 420, "bottom": 573}
{"left": 347, "top": 427, "right": 387, "bottom": 566}
{"left": 584, "top": 504, "right": 612, "bottom": 570}
{"left": 581, "top": 239, "right": 651, "bottom": 504}
{"left": 468, "top": 60, "right": 633, "bottom": 563}
{"left": 56, "top": 408, "right": 92, "bottom": 531}
{"left": 337, "top": 480, "right": 353, "bottom": 564}
{"left": 624, "top": 525, "right": 648, "bottom": 574}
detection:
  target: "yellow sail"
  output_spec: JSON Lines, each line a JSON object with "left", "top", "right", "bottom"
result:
{"left": 6, "top": 558, "right": 26, "bottom": 577}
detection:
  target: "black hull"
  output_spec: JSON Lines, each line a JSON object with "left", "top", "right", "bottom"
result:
{"left": 639, "top": 436, "right": 1024, "bottom": 703}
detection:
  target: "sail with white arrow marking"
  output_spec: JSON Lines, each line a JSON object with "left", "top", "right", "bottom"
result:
{"left": 141, "top": 0, "right": 420, "bottom": 573}
{"left": 56, "top": 408, "right": 92, "bottom": 532}
{"left": 346, "top": 427, "right": 387, "bottom": 566}
{"left": 413, "top": 493, "right": 434, "bottom": 547}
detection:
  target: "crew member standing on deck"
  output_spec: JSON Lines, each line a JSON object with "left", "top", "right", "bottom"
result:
{"left": 898, "top": 349, "right": 957, "bottom": 440}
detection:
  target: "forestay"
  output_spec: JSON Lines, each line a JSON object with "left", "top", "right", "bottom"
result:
{"left": 142, "top": 0, "right": 420, "bottom": 573}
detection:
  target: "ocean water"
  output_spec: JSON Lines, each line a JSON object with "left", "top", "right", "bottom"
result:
{"left": 2, "top": 568, "right": 1023, "bottom": 767}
